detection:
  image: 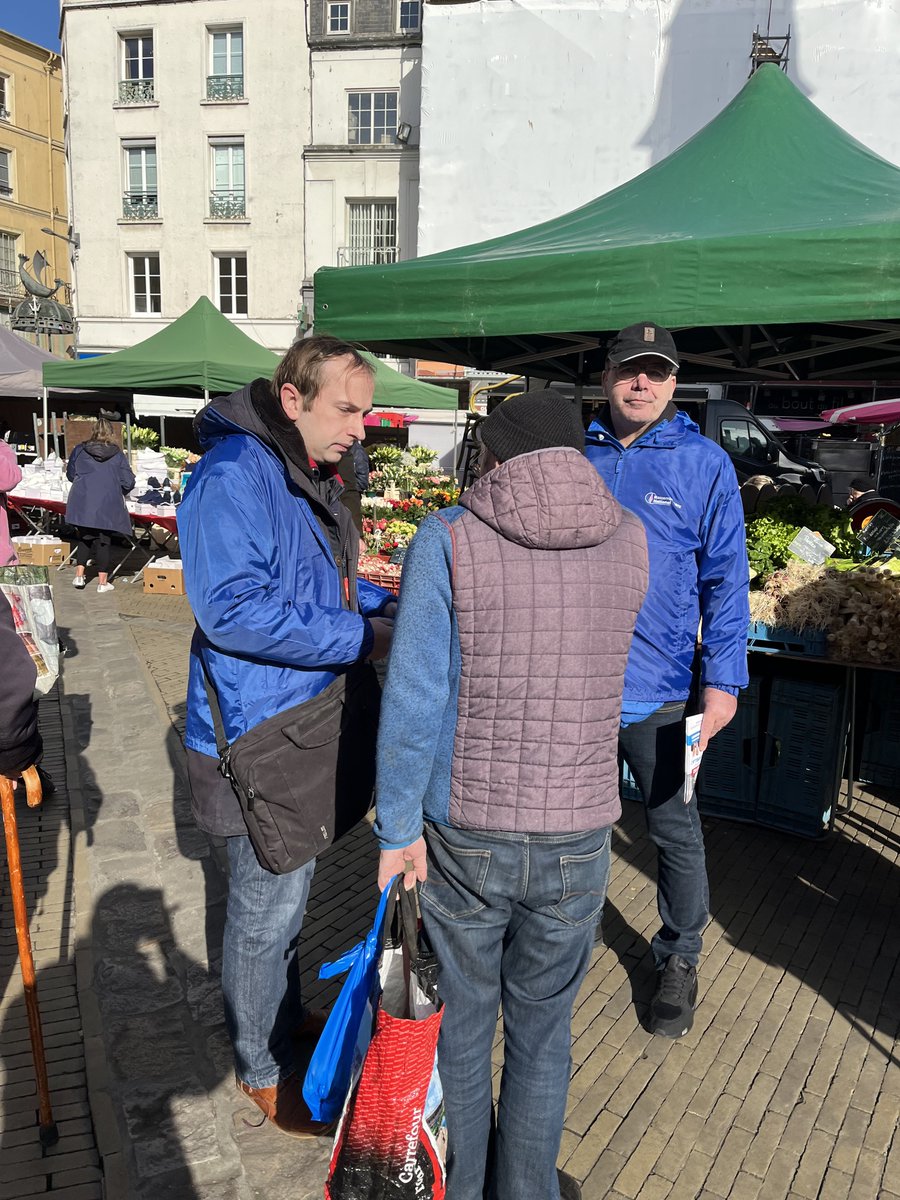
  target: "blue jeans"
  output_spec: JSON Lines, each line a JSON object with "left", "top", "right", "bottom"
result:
{"left": 419, "top": 821, "right": 611, "bottom": 1200}
{"left": 222, "top": 835, "right": 316, "bottom": 1089}
{"left": 619, "top": 702, "right": 709, "bottom": 968}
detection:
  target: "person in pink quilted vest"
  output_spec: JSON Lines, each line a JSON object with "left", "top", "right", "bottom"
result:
{"left": 375, "top": 390, "right": 649, "bottom": 1200}
{"left": 0, "top": 438, "right": 23, "bottom": 566}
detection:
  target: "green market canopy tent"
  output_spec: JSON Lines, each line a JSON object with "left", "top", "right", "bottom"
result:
{"left": 315, "top": 66, "right": 900, "bottom": 384}
{"left": 42, "top": 296, "right": 457, "bottom": 408}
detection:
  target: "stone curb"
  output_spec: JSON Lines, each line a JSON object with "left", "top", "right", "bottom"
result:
{"left": 60, "top": 694, "right": 128, "bottom": 1200}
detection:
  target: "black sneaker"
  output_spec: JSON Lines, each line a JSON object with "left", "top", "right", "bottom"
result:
{"left": 558, "top": 1169, "right": 582, "bottom": 1200}
{"left": 649, "top": 954, "right": 698, "bottom": 1038}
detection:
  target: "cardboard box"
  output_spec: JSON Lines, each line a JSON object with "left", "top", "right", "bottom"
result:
{"left": 14, "top": 539, "right": 69, "bottom": 567}
{"left": 144, "top": 566, "right": 185, "bottom": 595}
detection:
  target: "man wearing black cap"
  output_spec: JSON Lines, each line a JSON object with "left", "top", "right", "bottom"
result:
{"left": 374, "top": 390, "right": 649, "bottom": 1200}
{"left": 586, "top": 322, "right": 750, "bottom": 1039}
{"left": 847, "top": 477, "right": 877, "bottom": 506}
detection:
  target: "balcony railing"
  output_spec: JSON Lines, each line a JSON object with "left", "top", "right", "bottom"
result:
{"left": 118, "top": 79, "right": 155, "bottom": 104}
{"left": 206, "top": 74, "right": 244, "bottom": 101}
{"left": 122, "top": 191, "right": 159, "bottom": 220}
{"left": 0, "top": 183, "right": 12, "bottom": 197}
{"left": 209, "top": 189, "right": 246, "bottom": 219}
{"left": 0, "top": 107, "right": 9, "bottom": 121}
{"left": 0, "top": 267, "right": 22, "bottom": 298}
{"left": 336, "top": 245, "right": 399, "bottom": 268}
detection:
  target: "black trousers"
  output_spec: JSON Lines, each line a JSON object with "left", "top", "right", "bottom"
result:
{"left": 74, "top": 527, "right": 112, "bottom": 574}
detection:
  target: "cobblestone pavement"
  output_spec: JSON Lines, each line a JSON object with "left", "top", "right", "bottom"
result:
{"left": 2, "top": 565, "right": 899, "bottom": 1199}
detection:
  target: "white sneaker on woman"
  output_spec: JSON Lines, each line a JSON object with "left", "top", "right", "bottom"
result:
{"left": 97, "top": 582, "right": 115, "bottom": 594}
{"left": 72, "top": 577, "right": 86, "bottom": 589}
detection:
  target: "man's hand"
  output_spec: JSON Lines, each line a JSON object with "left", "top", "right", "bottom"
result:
{"left": 367, "top": 617, "right": 394, "bottom": 662}
{"left": 699, "top": 687, "right": 738, "bottom": 753}
{"left": 378, "top": 837, "right": 427, "bottom": 892}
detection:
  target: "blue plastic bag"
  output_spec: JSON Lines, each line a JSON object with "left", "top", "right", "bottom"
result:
{"left": 303, "top": 880, "right": 396, "bottom": 1123}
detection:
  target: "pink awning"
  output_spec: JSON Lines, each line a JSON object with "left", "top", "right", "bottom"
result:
{"left": 821, "top": 398, "right": 900, "bottom": 425}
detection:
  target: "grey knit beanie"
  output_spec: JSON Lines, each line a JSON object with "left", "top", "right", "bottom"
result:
{"left": 480, "top": 389, "right": 585, "bottom": 463}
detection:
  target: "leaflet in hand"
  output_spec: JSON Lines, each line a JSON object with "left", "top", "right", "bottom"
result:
{"left": 684, "top": 714, "right": 703, "bottom": 805}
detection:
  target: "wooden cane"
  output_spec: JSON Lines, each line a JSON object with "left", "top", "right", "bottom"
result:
{"left": 0, "top": 765, "right": 59, "bottom": 1147}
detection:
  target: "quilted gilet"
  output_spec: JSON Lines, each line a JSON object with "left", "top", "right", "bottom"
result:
{"left": 446, "top": 447, "right": 649, "bottom": 834}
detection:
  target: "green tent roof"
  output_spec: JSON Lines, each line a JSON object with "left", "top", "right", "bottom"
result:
{"left": 314, "top": 66, "right": 900, "bottom": 383}
{"left": 42, "top": 296, "right": 458, "bottom": 408}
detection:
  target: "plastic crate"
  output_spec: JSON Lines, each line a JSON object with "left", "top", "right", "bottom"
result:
{"left": 755, "top": 678, "right": 846, "bottom": 838}
{"left": 747, "top": 621, "right": 827, "bottom": 657}
{"left": 859, "top": 671, "right": 900, "bottom": 789}
{"left": 697, "top": 678, "right": 761, "bottom": 823}
{"left": 620, "top": 759, "right": 642, "bottom": 803}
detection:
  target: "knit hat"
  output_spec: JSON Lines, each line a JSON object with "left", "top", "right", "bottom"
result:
{"left": 479, "top": 389, "right": 585, "bottom": 463}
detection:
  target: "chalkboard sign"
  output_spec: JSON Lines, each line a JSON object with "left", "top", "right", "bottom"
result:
{"left": 389, "top": 547, "right": 408, "bottom": 565}
{"left": 856, "top": 510, "right": 900, "bottom": 555}
{"left": 877, "top": 447, "right": 900, "bottom": 502}
{"left": 788, "top": 527, "right": 834, "bottom": 565}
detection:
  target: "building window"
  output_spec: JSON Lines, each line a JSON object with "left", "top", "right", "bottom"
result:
{"left": 398, "top": 1, "right": 421, "bottom": 32}
{"left": 0, "top": 149, "right": 11, "bottom": 197}
{"left": 119, "top": 32, "right": 154, "bottom": 103}
{"left": 209, "top": 139, "right": 246, "bottom": 219}
{"left": 215, "top": 254, "right": 248, "bottom": 316}
{"left": 348, "top": 92, "right": 398, "bottom": 146}
{"left": 0, "top": 231, "right": 18, "bottom": 297}
{"left": 207, "top": 27, "right": 244, "bottom": 100}
{"left": 129, "top": 254, "right": 161, "bottom": 315}
{"left": 341, "top": 200, "right": 397, "bottom": 266}
{"left": 327, "top": 3, "right": 350, "bottom": 33}
{"left": 122, "top": 141, "right": 158, "bottom": 220}
{"left": 0, "top": 75, "right": 9, "bottom": 121}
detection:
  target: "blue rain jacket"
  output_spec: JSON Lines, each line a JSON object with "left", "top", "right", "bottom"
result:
{"left": 179, "top": 382, "right": 392, "bottom": 759}
{"left": 585, "top": 408, "right": 749, "bottom": 703}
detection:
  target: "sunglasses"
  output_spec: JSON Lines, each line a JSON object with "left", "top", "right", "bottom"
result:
{"left": 610, "top": 361, "right": 676, "bottom": 384}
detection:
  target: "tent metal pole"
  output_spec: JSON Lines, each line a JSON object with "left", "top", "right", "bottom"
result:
{"left": 452, "top": 406, "right": 459, "bottom": 482}
{"left": 51, "top": 412, "right": 60, "bottom": 459}
{"left": 41, "top": 389, "right": 48, "bottom": 458}
{"left": 32, "top": 412, "right": 40, "bottom": 462}
{"left": 160, "top": 415, "right": 166, "bottom": 447}
{"left": 126, "top": 414, "right": 132, "bottom": 459}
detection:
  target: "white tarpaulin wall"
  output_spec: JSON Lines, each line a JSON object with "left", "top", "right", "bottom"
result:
{"left": 418, "top": 0, "right": 900, "bottom": 255}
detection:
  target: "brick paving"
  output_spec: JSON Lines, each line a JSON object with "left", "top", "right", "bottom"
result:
{"left": 2, "top": 562, "right": 899, "bottom": 1198}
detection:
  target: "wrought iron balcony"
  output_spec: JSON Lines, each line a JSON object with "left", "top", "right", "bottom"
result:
{"left": 0, "top": 268, "right": 22, "bottom": 298}
{"left": 0, "top": 107, "right": 9, "bottom": 121}
{"left": 122, "top": 191, "right": 159, "bottom": 220}
{"left": 336, "top": 245, "right": 399, "bottom": 268}
{"left": 209, "top": 190, "right": 246, "bottom": 219}
{"left": 206, "top": 74, "right": 244, "bottom": 101}
{"left": 118, "top": 79, "right": 155, "bottom": 104}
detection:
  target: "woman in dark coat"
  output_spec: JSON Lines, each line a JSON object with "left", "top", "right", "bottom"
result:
{"left": 65, "top": 419, "right": 135, "bottom": 593}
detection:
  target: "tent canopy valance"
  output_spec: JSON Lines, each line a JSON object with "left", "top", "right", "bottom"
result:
{"left": 41, "top": 296, "right": 458, "bottom": 409}
{"left": 314, "top": 66, "right": 900, "bottom": 385}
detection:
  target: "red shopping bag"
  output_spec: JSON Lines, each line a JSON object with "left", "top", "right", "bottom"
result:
{"left": 325, "top": 882, "right": 446, "bottom": 1200}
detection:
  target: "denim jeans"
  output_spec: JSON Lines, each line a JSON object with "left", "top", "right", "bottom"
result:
{"left": 619, "top": 701, "right": 709, "bottom": 968}
{"left": 222, "top": 835, "right": 316, "bottom": 1089}
{"left": 419, "top": 821, "right": 611, "bottom": 1200}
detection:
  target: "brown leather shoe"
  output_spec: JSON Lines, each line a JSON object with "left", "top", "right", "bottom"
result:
{"left": 294, "top": 1008, "right": 329, "bottom": 1040}
{"left": 236, "top": 1075, "right": 333, "bottom": 1139}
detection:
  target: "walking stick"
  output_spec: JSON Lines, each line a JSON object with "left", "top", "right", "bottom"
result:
{"left": 0, "top": 765, "right": 59, "bottom": 1147}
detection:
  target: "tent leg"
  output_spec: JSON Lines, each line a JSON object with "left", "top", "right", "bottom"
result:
{"left": 42, "top": 389, "right": 48, "bottom": 459}
{"left": 126, "top": 414, "right": 132, "bottom": 460}
{"left": 159, "top": 415, "right": 166, "bottom": 448}
{"left": 51, "top": 413, "right": 60, "bottom": 459}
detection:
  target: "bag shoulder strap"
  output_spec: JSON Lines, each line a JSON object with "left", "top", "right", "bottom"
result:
{"left": 198, "top": 654, "right": 229, "bottom": 760}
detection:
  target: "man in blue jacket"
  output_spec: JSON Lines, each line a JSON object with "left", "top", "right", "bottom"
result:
{"left": 586, "top": 322, "right": 749, "bottom": 1038}
{"left": 178, "top": 336, "right": 395, "bottom": 1137}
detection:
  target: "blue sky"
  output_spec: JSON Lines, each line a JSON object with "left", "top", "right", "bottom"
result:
{"left": 3, "top": 0, "right": 61, "bottom": 51}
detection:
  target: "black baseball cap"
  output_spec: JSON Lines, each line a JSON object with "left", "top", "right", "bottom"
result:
{"left": 607, "top": 322, "right": 679, "bottom": 369}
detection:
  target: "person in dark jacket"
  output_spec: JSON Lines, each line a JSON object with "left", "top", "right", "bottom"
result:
{"left": 178, "top": 336, "right": 396, "bottom": 1139}
{"left": 65, "top": 419, "right": 134, "bottom": 594}
{"left": 375, "top": 391, "right": 649, "bottom": 1200}
{"left": 0, "top": 597, "right": 42, "bottom": 780}
{"left": 585, "top": 322, "right": 750, "bottom": 1040}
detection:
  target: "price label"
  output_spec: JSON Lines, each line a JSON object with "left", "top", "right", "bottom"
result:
{"left": 856, "top": 509, "right": 900, "bottom": 554}
{"left": 788, "top": 527, "right": 835, "bottom": 566}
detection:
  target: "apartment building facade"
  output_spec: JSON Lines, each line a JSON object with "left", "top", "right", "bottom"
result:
{"left": 0, "top": 30, "right": 71, "bottom": 352}
{"left": 62, "top": 0, "right": 308, "bottom": 354}
{"left": 302, "top": 0, "right": 422, "bottom": 306}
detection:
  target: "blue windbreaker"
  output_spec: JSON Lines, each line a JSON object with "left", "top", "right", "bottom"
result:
{"left": 585, "top": 408, "right": 749, "bottom": 703}
{"left": 179, "top": 382, "right": 391, "bottom": 759}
